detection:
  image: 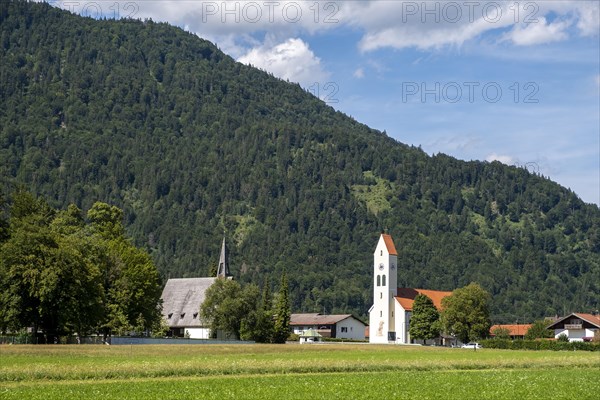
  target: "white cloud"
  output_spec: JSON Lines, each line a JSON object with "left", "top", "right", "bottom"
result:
{"left": 486, "top": 153, "right": 514, "bottom": 165}
{"left": 353, "top": 68, "right": 365, "bottom": 79}
{"left": 574, "top": 1, "right": 600, "bottom": 36}
{"left": 238, "top": 38, "right": 329, "bottom": 88}
{"left": 504, "top": 17, "right": 571, "bottom": 46}
{"left": 339, "top": 1, "right": 598, "bottom": 52}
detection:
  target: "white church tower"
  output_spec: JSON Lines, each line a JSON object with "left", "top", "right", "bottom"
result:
{"left": 369, "top": 233, "right": 398, "bottom": 343}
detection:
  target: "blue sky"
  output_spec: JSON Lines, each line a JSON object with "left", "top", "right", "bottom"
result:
{"left": 51, "top": 1, "right": 600, "bottom": 205}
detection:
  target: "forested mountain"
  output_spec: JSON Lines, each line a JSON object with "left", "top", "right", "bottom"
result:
{"left": 1, "top": 0, "right": 599, "bottom": 322}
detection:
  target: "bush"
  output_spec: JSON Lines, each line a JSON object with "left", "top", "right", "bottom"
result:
{"left": 287, "top": 333, "right": 299, "bottom": 342}
{"left": 480, "top": 339, "right": 600, "bottom": 351}
{"left": 557, "top": 333, "right": 569, "bottom": 342}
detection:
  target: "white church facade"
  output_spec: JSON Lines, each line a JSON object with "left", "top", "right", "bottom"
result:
{"left": 369, "top": 233, "right": 452, "bottom": 344}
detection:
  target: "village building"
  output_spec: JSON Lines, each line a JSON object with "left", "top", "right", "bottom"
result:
{"left": 490, "top": 324, "right": 532, "bottom": 340}
{"left": 299, "top": 328, "right": 323, "bottom": 344}
{"left": 290, "top": 313, "right": 366, "bottom": 340}
{"left": 546, "top": 313, "right": 600, "bottom": 342}
{"left": 160, "top": 237, "right": 232, "bottom": 338}
{"left": 368, "top": 233, "right": 452, "bottom": 345}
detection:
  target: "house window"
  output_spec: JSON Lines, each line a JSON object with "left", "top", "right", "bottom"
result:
{"left": 193, "top": 312, "right": 198, "bottom": 319}
{"left": 168, "top": 313, "right": 173, "bottom": 319}
{"left": 341, "top": 327, "right": 348, "bottom": 333}
{"left": 382, "top": 275, "right": 386, "bottom": 286}
{"left": 377, "top": 275, "right": 381, "bottom": 286}
{"left": 180, "top": 313, "right": 185, "bottom": 318}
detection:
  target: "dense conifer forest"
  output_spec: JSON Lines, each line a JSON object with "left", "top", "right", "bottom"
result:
{"left": 1, "top": 1, "right": 599, "bottom": 322}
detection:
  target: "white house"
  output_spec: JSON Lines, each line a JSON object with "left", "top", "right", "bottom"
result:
{"left": 369, "top": 233, "right": 452, "bottom": 344}
{"left": 160, "top": 237, "right": 232, "bottom": 339}
{"left": 290, "top": 313, "right": 366, "bottom": 340}
{"left": 546, "top": 313, "right": 600, "bottom": 342}
{"left": 299, "top": 328, "right": 323, "bottom": 344}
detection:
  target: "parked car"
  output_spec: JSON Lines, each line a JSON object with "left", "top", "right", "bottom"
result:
{"left": 461, "top": 342, "right": 482, "bottom": 349}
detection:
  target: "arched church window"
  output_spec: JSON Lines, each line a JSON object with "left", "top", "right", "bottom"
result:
{"left": 377, "top": 275, "right": 381, "bottom": 286}
{"left": 380, "top": 292, "right": 382, "bottom": 299}
{"left": 382, "top": 275, "right": 386, "bottom": 286}
{"left": 380, "top": 250, "right": 383, "bottom": 256}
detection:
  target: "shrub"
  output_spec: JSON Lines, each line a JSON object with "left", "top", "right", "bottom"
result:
{"left": 480, "top": 339, "right": 600, "bottom": 351}
{"left": 557, "top": 333, "right": 569, "bottom": 343}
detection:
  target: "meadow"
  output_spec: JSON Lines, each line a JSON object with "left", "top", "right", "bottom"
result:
{"left": 1, "top": 343, "right": 599, "bottom": 399}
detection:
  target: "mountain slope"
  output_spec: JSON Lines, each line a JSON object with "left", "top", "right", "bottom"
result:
{"left": 1, "top": 0, "right": 599, "bottom": 321}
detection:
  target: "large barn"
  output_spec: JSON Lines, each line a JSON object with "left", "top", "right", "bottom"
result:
{"left": 160, "top": 238, "right": 232, "bottom": 338}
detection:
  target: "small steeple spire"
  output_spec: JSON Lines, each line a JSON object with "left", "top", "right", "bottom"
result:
{"left": 216, "top": 236, "right": 230, "bottom": 278}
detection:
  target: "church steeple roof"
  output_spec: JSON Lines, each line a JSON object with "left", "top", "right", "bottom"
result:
{"left": 381, "top": 233, "right": 397, "bottom": 256}
{"left": 216, "top": 236, "right": 230, "bottom": 278}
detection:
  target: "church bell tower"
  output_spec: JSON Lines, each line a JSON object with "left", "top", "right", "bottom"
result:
{"left": 369, "top": 233, "right": 398, "bottom": 343}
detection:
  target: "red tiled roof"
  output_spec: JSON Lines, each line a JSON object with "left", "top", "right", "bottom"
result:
{"left": 575, "top": 313, "right": 600, "bottom": 327}
{"left": 490, "top": 324, "right": 532, "bottom": 337}
{"left": 395, "top": 288, "right": 452, "bottom": 311}
{"left": 382, "top": 234, "right": 397, "bottom": 255}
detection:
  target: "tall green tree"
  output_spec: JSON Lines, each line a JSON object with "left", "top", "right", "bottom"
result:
{"left": 87, "top": 202, "right": 162, "bottom": 337}
{"left": 408, "top": 294, "right": 440, "bottom": 343}
{"left": 440, "top": 283, "right": 491, "bottom": 343}
{"left": 0, "top": 192, "right": 104, "bottom": 340}
{"left": 200, "top": 278, "right": 260, "bottom": 339}
{"left": 524, "top": 319, "right": 554, "bottom": 340}
{"left": 243, "top": 280, "right": 275, "bottom": 343}
{"left": 272, "top": 273, "right": 291, "bottom": 344}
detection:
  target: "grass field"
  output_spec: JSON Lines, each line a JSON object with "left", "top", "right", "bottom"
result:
{"left": 1, "top": 343, "right": 599, "bottom": 399}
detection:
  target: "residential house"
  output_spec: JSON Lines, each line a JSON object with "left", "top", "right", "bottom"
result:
{"left": 546, "top": 313, "right": 600, "bottom": 342}
{"left": 490, "top": 324, "right": 532, "bottom": 339}
{"left": 290, "top": 313, "right": 366, "bottom": 340}
{"left": 299, "top": 328, "right": 323, "bottom": 344}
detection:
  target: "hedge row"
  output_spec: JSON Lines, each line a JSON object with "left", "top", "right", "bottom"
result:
{"left": 480, "top": 339, "right": 600, "bottom": 351}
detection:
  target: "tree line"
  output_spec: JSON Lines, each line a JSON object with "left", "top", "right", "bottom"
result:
{"left": 0, "top": 190, "right": 162, "bottom": 342}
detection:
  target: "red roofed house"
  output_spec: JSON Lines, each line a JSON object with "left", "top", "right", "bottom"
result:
{"left": 290, "top": 313, "right": 366, "bottom": 340}
{"left": 546, "top": 313, "right": 600, "bottom": 342}
{"left": 369, "top": 233, "right": 452, "bottom": 344}
{"left": 490, "top": 324, "right": 532, "bottom": 339}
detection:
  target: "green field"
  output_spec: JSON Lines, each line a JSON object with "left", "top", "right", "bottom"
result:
{"left": 1, "top": 344, "right": 599, "bottom": 399}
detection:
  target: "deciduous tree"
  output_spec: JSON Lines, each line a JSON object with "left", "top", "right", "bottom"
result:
{"left": 440, "top": 283, "right": 491, "bottom": 344}
{"left": 524, "top": 319, "right": 554, "bottom": 340}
